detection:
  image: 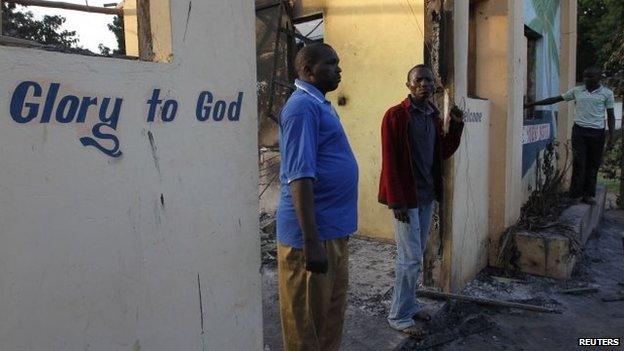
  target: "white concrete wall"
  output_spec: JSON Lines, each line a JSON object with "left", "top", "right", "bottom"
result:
{"left": 450, "top": 98, "right": 491, "bottom": 291}
{"left": 448, "top": 1, "right": 491, "bottom": 291}
{"left": 0, "top": 1, "right": 262, "bottom": 350}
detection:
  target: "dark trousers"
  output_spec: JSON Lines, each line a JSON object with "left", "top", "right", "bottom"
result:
{"left": 570, "top": 124, "right": 606, "bottom": 198}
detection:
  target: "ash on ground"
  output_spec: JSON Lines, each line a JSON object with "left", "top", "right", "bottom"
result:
{"left": 259, "top": 211, "right": 438, "bottom": 318}
{"left": 260, "top": 211, "right": 277, "bottom": 266}
{"left": 402, "top": 211, "right": 624, "bottom": 351}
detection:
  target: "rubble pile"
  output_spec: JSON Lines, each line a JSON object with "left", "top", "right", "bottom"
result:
{"left": 260, "top": 211, "right": 277, "bottom": 266}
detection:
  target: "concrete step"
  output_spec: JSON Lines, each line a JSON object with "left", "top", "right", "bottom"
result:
{"left": 513, "top": 185, "right": 606, "bottom": 279}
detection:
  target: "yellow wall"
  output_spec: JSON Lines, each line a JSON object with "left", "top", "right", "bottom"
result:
{"left": 122, "top": 0, "right": 173, "bottom": 62}
{"left": 123, "top": 0, "right": 139, "bottom": 57}
{"left": 297, "top": 0, "right": 426, "bottom": 239}
{"left": 472, "top": 0, "right": 511, "bottom": 260}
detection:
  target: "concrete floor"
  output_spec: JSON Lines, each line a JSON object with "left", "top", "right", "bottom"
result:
{"left": 262, "top": 237, "right": 443, "bottom": 351}
{"left": 403, "top": 210, "right": 624, "bottom": 351}
{"left": 263, "top": 210, "right": 624, "bottom": 351}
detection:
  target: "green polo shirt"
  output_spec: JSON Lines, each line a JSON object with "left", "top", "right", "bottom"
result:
{"left": 561, "top": 85, "right": 615, "bottom": 129}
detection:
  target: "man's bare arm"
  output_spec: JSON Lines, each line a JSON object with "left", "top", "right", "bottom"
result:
{"left": 607, "top": 108, "right": 615, "bottom": 149}
{"left": 525, "top": 96, "right": 564, "bottom": 108}
{"left": 290, "top": 178, "right": 328, "bottom": 273}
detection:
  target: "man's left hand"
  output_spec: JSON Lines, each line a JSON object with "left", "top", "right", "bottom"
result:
{"left": 450, "top": 105, "right": 464, "bottom": 123}
{"left": 606, "top": 137, "right": 614, "bottom": 151}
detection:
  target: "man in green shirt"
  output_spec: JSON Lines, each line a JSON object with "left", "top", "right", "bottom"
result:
{"left": 525, "top": 67, "right": 616, "bottom": 205}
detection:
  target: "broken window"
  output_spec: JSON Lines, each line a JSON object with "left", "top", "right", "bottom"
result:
{"left": 467, "top": 0, "right": 485, "bottom": 98}
{"left": 0, "top": 0, "right": 172, "bottom": 62}
{"left": 294, "top": 13, "right": 323, "bottom": 45}
{"left": 255, "top": 1, "right": 322, "bottom": 148}
{"left": 256, "top": 0, "right": 297, "bottom": 148}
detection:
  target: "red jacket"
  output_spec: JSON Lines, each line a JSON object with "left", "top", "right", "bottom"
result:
{"left": 378, "top": 98, "right": 464, "bottom": 209}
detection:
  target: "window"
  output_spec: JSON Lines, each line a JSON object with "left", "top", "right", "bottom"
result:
{"left": 0, "top": 0, "right": 172, "bottom": 62}
{"left": 467, "top": 1, "right": 477, "bottom": 97}
{"left": 293, "top": 13, "right": 324, "bottom": 46}
{"left": 524, "top": 26, "right": 541, "bottom": 119}
{"left": 467, "top": 0, "right": 487, "bottom": 98}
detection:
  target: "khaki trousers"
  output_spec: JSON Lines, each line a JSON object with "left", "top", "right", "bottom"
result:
{"left": 278, "top": 237, "right": 349, "bottom": 351}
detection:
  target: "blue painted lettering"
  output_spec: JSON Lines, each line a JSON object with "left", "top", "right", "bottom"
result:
{"left": 76, "top": 97, "right": 98, "bottom": 123}
{"left": 213, "top": 100, "right": 226, "bottom": 121}
{"left": 196, "top": 91, "right": 213, "bottom": 121}
{"left": 10, "top": 81, "right": 42, "bottom": 123}
{"left": 99, "top": 98, "right": 123, "bottom": 127}
{"left": 9, "top": 81, "right": 124, "bottom": 158}
{"left": 227, "top": 92, "right": 243, "bottom": 121}
{"left": 196, "top": 91, "right": 244, "bottom": 122}
{"left": 147, "top": 89, "right": 162, "bottom": 122}
{"left": 41, "top": 83, "right": 60, "bottom": 123}
{"left": 56, "top": 95, "right": 80, "bottom": 123}
{"left": 162, "top": 100, "right": 178, "bottom": 122}
{"left": 80, "top": 123, "right": 122, "bottom": 158}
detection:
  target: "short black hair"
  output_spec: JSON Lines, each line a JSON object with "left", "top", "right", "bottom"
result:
{"left": 583, "top": 66, "right": 602, "bottom": 76}
{"left": 295, "top": 43, "right": 335, "bottom": 78}
{"left": 407, "top": 64, "right": 432, "bottom": 82}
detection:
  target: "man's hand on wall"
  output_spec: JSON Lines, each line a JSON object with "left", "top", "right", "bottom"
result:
{"left": 304, "top": 240, "right": 329, "bottom": 274}
{"left": 450, "top": 105, "right": 464, "bottom": 123}
{"left": 606, "top": 136, "right": 614, "bottom": 151}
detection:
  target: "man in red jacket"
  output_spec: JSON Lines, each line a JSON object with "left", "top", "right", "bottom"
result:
{"left": 378, "top": 65, "right": 464, "bottom": 336}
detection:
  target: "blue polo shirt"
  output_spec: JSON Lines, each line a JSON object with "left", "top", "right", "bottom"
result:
{"left": 277, "top": 79, "right": 359, "bottom": 249}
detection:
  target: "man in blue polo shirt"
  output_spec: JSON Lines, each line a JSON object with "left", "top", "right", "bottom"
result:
{"left": 526, "top": 66, "right": 616, "bottom": 204}
{"left": 277, "top": 43, "right": 358, "bottom": 351}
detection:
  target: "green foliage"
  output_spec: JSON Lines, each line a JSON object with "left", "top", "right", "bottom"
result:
{"left": 603, "top": 30, "right": 624, "bottom": 98}
{"left": 599, "top": 131, "right": 622, "bottom": 181}
{"left": 599, "top": 130, "right": 622, "bottom": 208}
{"left": 98, "top": 15, "right": 126, "bottom": 56}
{"left": 599, "top": 130, "right": 623, "bottom": 208}
{"left": 498, "top": 141, "right": 574, "bottom": 269}
{"left": 577, "top": 0, "right": 624, "bottom": 81}
{"left": 519, "top": 141, "right": 573, "bottom": 231}
{"left": 1, "top": 2, "right": 79, "bottom": 48}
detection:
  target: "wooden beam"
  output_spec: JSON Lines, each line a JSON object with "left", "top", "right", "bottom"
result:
{"left": 4, "top": 0, "right": 122, "bottom": 15}
{"left": 417, "top": 289, "right": 562, "bottom": 313}
{"left": 136, "top": 0, "right": 153, "bottom": 61}
{"left": 256, "top": 1, "right": 281, "bottom": 12}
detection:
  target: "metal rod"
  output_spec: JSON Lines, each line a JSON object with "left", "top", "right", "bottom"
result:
{"left": 256, "top": 1, "right": 281, "bottom": 12}
{"left": 417, "top": 289, "right": 562, "bottom": 313}
{"left": 273, "top": 79, "right": 295, "bottom": 90}
{"left": 278, "top": 26, "right": 313, "bottom": 44}
{"left": 5, "top": 0, "right": 122, "bottom": 15}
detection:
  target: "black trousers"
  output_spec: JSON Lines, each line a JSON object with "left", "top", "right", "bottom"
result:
{"left": 570, "top": 124, "right": 606, "bottom": 198}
